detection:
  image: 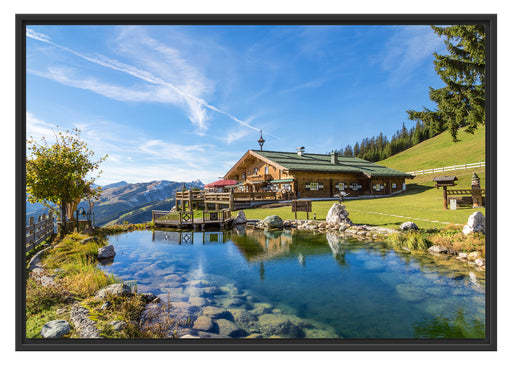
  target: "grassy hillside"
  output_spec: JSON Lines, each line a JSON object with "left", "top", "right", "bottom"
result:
{"left": 104, "top": 199, "right": 175, "bottom": 226}
{"left": 378, "top": 127, "right": 485, "bottom": 172}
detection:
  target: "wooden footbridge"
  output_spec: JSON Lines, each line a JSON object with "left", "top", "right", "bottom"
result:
{"left": 151, "top": 209, "right": 233, "bottom": 229}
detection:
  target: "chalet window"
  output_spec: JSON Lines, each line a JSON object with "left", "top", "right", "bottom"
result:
{"left": 253, "top": 167, "right": 258, "bottom": 175}
{"left": 306, "top": 182, "right": 323, "bottom": 191}
{"left": 392, "top": 183, "right": 396, "bottom": 189}
{"left": 283, "top": 184, "right": 291, "bottom": 192}
{"left": 373, "top": 184, "right": 383, "bottom": 191}
{"left": 242, "top": 172, "right": 246, "bottom": 180}
{"left": 265, "top": 166, "right": 269, "bottom": 175}
{"left": 335, "top": 182, "right": 346, "bottom": 190}
{"left": 350, "top": 183, "right": 361, "bottom": 191}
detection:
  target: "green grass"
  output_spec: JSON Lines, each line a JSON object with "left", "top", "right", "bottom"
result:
{"left": 378, "top": 127, "right": 485, "bottom": 172}
{"left": 243, "top": 168, "right": 485, "bottom": 230}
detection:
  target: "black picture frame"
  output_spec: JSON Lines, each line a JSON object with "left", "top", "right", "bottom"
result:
{"left": 16, "top": 13, "right": 497, "bottom": 351}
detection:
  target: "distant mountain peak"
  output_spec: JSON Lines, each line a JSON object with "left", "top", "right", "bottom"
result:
{"left": 102, "top": 181, "right": 128, "bottom": 190}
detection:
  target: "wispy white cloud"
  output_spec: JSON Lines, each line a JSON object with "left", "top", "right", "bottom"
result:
{"left": 378, "top": 26, "right": 445, "bottom": 85}
{"left": 27, "top": 27, "right": 263, "bottom": 136}
{"left": 26, "top": 112, "right": 234, "bottom": 184}
{"left": 280, "top": 77, "right": 327, "bottom": 94}
{"left": 26, "top": 112, "right": 57, "bottom": 139}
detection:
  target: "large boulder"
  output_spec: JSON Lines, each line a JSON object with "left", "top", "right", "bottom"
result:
{"left": 97, "top": 245, "right": 116, "bottom": 259}
{"left": 326, "top": 204, "right": 351, "bottom": 226}
{"left": 400, "top": 222, "right": 418, "bottom": 231}
{"left": 428, "top": 245, "right": 448, "bottom": 254}
{"left": 40, "top": 320, "right": 70, "bottom": 338}
{"left": 462, "top": 212, "right": 485, "bottom": 235}
{"left": 262, "top": 215, "right": 283, "bottom": 228}
{"left": 233, "top": 210, "right": 248, "bottom": 224}
{"left": 233, "top": 210, "right": 247, "bottom": 224}
{"left": 95, "top": 283, "right": 132, "bottom": 299}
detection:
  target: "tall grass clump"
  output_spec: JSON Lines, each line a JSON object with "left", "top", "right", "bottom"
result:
{"left": 26, "top": 276, "right": 69, "bottom": 316}
{"left": 430, "top": 231, "right": 485, "bottom": 257}
{"left": 41, "top": 233, "right": 117, "bottom": 299}
{"left": 385, "top": 231, "right": 432, "bottom": 251}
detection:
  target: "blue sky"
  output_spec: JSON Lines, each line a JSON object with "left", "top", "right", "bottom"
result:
{"left": 26, "top": 25, "right": 446, "bottom": 185}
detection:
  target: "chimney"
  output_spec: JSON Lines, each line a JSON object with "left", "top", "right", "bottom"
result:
{"left": 330, "top": 152, "right": 338, "bottom": 164}
{"left": 297, "top": 146, "right": 305, "bottom": 156}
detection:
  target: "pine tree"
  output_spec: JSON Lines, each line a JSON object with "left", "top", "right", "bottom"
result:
{"left": 353, "top": 142, "right": 360, "bottom": 158}
{"left": 343, "top": 145, "right": 353, "bottom": 156}
{"left": 407, "top": 25, "right": 486, "bottom": 141}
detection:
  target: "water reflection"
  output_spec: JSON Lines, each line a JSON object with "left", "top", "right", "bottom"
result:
{"left": 152, "top": 230, "right": 226, "bottom": 245}
{"left": 103, "top": 228, "right": 485, "bottom": 338}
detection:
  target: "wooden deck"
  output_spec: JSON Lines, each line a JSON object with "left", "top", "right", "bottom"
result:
{"left": 175, "top": 190, "right": 294, "bottom": 210}
{"left": 152, "top": 209, "right": 233, "bottom": 229}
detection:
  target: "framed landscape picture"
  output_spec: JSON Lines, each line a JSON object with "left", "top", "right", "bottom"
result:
{"left": 16, "top": 14, "right": 497, "bottom": 351}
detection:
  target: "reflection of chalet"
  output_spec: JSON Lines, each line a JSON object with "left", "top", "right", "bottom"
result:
{"left": 224, "top": 148, "right": 413, "bottom": 199}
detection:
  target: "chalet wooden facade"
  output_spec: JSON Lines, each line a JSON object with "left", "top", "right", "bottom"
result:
{"left": 223, "top": 148, "right": 413, "bottom": 199}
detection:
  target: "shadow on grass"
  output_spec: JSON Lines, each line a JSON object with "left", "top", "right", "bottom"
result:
{"left": 360, "top": 222, "right": 404, "bottom": 228}
{"left": 399, "top": 183, "right": 435, "bottom": 196}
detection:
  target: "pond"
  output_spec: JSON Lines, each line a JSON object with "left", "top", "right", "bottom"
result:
{"left": 101, "top": 227, "right": 485, "bottom": 339}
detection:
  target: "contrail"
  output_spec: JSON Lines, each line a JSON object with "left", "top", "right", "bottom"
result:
{"left": 27, "top": 28, "right": 278, "bottom": 139}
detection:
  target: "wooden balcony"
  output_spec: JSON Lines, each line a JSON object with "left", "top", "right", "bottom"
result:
{"left": 246, "top": 174, "right": 273, "bottom": 182}
{"left": 233, "top": 191, "right": 277, "bottom": 201}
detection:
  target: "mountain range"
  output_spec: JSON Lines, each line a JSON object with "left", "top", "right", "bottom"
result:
{"left": 26, "top": 179, "right": 204, "bottom": 227}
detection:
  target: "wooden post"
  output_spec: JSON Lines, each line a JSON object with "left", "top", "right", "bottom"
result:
{"left": 443, "top": 186, "right": 448, "bottom": 210}
{"left": 229, "top": 190, "right": 234, "bottom": 210}
{"left": 471, "top": 173, "right": 483, "bottom": 207}
{"left": 28, "top": 216, "right": 34, "bottom": 248}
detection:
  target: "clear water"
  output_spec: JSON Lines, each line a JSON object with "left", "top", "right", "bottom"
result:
{"left": 101, "top": 228, "right": 485, "bottom": 339}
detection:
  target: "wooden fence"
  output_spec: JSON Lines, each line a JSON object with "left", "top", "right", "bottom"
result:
{"left": 407, "top": 161, "right": 485, "bottom": 176}
{"left": 152, "top": 209, "right": 232, "bottom": 226}
{"left": 26, "top": 212, "right": 55, "bottom": 251}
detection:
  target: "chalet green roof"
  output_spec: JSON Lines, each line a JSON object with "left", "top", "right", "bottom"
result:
{"left": 253, "top": 150, "right": 413, "bottom": 178}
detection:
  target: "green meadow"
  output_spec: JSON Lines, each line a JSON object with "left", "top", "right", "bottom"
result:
{"left": 244, "top": 128, "right": 486, "bottom": 230}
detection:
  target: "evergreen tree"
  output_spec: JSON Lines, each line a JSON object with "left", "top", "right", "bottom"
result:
{"left": 407, "top": 25, "right": 486, "bottom": 141}
{"left": 343, "top": 145, "right": 353, "bottom": 156}
{"left": 353, "top": 142, "right": 360, "bottom": 157}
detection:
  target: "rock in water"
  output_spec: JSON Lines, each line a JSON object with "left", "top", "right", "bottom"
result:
{"left": 233, "top": 210, "right": 248, "bottom": 224}
{"left": 40, "top": 320, "right": 70, "bottom": 338}
{"left": 400, "top": 222, "right": 418, "bottom": 231}
{"left": 262, "top": 215, "right": 283, "bottom": 228}
{"left": 462, "top": 212, "right": 485, "bottom": 235}
{"left": 326, "top": 204, "right": 351, "bottom": 226}
{"left": 97, "top": 245, "right": 116, "bottom": 259}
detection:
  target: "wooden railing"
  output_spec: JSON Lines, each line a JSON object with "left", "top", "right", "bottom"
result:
{"left": 446, "top": 189, "right": 486, "bottom": 196}
{"left": 26, "top": 212, "right": 55, "bottom": 251}
{"left": 233, "top": 191, "right": 277, "bottom": 201}
{"left": 175, "top": 190, "right": 205, "bottom": 200}
{"left": 407, "top": 161, "right": 485, "bottom": 176}
{"left": 152, "top": 209, "right": 232, "bottom": 224}
{"left": 204, "top": 192, "right": 231, "bottom": 203}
